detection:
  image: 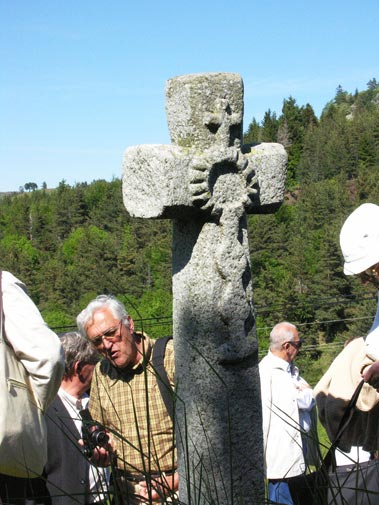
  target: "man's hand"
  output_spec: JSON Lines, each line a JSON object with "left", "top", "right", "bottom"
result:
{"left": 362, "top": 361, "right": 379, "bottom": 390}
{"left": 296, "top": 381, "right": 311, "bottom": 391}
{"left": 138, "top": 471, "right": 178, "bottom": 502}
{"left": 89, "top": 444, "right": 113, "bottom": 467}
{"left": 78, "top": 434, "right": 114, "bottom": 467}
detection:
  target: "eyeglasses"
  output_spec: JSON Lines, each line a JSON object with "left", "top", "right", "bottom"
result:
{"left": 89, "top": 320, "right": 123, "bottom": 347}
{"left": 285, "top": 339, "right": 303, "bottom": 350}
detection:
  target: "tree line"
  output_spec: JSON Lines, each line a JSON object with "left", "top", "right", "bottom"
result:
{"left": 0, "top": 179, "right": 172, "bottom": 336}
{"left": 1, "top": 79, "right": 379, "bottom": 384}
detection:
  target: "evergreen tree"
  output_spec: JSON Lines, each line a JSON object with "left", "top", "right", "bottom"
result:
{"left": 243, "top": 118, "right": 261, "bottom": 144}
{"left": 278, "top": 97, "right": 305, "bottom": 184}
{"left": 261, "top": 109, "right": 278, "bottom": 142}
{"left": 367, "top": 78, "right": 378, "bottom": 90}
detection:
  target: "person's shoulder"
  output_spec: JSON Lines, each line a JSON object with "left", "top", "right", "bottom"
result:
{"left": 259, "top": 353, "right": 288, "bottom": 375}
{"left": 154, "top": 336, "right": 175, "bottom": 379}
{"left": 258, "top": 354, "right": 272, "bottom": 378}
{"left": 152, "top": 336, "right": 174, "bottom": 353}
{"left": 165, "top": 337, "right": 174, "bottom": 353}
{"left": 159, "top": 337, "right": 175, "bottom": 366}
{"left": 1, "top": 271, "right": 26, "bottom": 289}
{"left": 1, "top": 270, "right": 15, "bottom": 282}
{"left": 259, "top": 353, "right": 273, "bottom": 369}
{"left": 46, "top": 395, "right": 64, "bottom": 416}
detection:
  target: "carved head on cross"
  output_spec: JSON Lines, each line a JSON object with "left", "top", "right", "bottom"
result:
{"left": 165, "top": 73, "right": 244, "bottom": 150}
{"left": 164, "top": 73, "right": 257, "bottom": 215}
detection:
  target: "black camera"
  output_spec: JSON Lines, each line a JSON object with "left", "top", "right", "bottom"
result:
{"left": 79, "top": 408, "right": 109, "bottom": 458}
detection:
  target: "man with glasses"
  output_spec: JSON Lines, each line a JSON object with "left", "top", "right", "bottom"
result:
{"left": 76, "top": 295, "right": 177, "bottom": 505}
{"left": 259, "top": 321, "right": 315, "bottom": 505}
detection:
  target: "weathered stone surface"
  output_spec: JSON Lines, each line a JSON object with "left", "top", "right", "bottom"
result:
{"left": 122, "top": 72, "right": 287, "bottom": 504}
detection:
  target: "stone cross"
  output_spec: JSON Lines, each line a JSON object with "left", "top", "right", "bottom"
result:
{"left": 122, "top": 73, "right": 287, "bottom": 505}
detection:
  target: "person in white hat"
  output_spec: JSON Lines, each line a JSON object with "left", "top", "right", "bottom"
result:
{"left": 340, "top": 202, "right": 379, "bottom": 386}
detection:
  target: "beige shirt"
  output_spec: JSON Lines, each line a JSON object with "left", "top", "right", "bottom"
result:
{"left": 315, "top": 337, "right": 379, "bottom": 452}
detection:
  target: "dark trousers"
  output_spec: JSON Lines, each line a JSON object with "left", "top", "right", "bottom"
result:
{"left": 0, "top": 474, "right": 35, "bottom": 505}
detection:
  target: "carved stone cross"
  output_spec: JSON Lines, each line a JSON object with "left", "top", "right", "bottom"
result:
{"left": 122, "top": 73, "right": 287, "bottom": 505}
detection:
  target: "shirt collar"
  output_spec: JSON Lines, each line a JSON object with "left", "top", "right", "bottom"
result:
{"left": 58, "top": 387, "right": 85, "bottom": 412}
{"left": 131, "top": 334, "right": 152, "bottom": 370}
{"left": 267, "top": 350, "right": 291, "bottom": 372}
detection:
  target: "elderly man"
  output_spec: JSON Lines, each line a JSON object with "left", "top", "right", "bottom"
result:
{"left": 259, "top": 321, "right": 315, "bottom": 505}
{"left": 31, "top": 331, "right": 109, "bottom": 504}
{"left": 76, "top": 295, "right": 177, "bottom": 505}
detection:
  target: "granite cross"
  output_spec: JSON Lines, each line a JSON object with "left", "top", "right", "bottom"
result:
{"left": 122, "top": 72, "right": 287, "bottom": 505}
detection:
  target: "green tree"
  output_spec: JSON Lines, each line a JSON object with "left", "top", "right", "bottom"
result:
{"left": 367, "top": 78, "right": 378, "bottom": 90}
{"left": 24, "top": 182, "right": 38, "bottom": 192}
{"left": 261, "top": 110, "right": 278, "bottom": 142}
{"left": 277, "top": 98, "right": 318, "bottom": 186}
{"left": 243, "top": 118, "right": 261, "bottom": 144}
{"left": 0, "top": 235, "right": 40, "bottom": 294}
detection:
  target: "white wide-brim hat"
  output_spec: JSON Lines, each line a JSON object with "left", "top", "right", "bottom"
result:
{"left": 340, "top": 203, "right": 379, "bottom": 275}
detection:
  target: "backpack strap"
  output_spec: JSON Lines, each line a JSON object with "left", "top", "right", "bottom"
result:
{"left": 322, "top": 378, "right": 365, "bottom": 472}
{"left": 152, "top": 336, "right": 174, "bottom": 421}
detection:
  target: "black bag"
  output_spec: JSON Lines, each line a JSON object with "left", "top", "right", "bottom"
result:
{"left": 327, "top": 459, "right": 379, "bottom": 505}
{"left": 324, "top": 379, "right": 379, "bottom": 504}
{"left": 288, "top": 461, "right": 379, "bottom": 505}
{"left": 289, "top": 379, "right": 379, "bottom": 505}
{"left": 287, "top": 469, "right": 328, "bottom": 505}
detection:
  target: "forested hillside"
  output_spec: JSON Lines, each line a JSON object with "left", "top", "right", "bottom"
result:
{"left": 1, "top": 79, "right": 379, "bottom": 383}
{"left": 0, "top": 179, "right": 173, "bottom": 336}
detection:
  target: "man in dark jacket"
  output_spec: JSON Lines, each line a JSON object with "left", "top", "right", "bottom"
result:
{"left": 32, "top": 331, "right": 109, "bottom": 504}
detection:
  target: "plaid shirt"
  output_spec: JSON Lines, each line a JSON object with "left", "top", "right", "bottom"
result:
{"left": 89, "top": 334, "right": 176, "bottom": 475}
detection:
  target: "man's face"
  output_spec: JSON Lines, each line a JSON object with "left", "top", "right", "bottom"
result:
{"left": 85, "top": 308, "right": 138, "bottom": 369}
{"left": 78, "top": 363, "right": 96, "bottom": 392}
{"left": 284, "top": 329, "right": 302, "bottom": 362}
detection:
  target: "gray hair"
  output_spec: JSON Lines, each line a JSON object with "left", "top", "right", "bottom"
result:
{"left": 60, "top": 331, "right": 99, "bottom": 378}
{"left": 269, "top": 322, "right": 297, "bottom": 351}
{"left": 76, "top": 294, "right": 129, "bottom": 338}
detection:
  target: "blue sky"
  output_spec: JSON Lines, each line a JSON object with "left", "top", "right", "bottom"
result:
{"left": 1, "top": 0, "right": 378, "bottom": 192}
